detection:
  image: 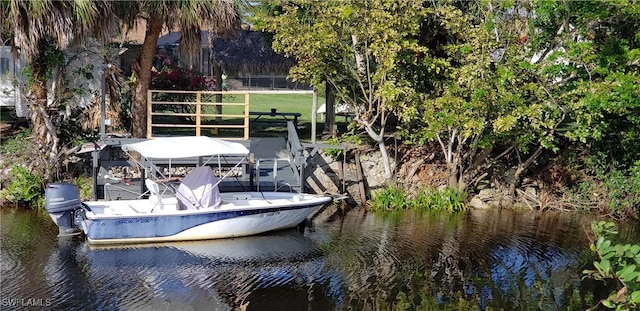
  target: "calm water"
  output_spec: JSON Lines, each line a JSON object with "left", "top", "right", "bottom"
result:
{"left": 1, "top": 206, "right": 638, "bottom": 311}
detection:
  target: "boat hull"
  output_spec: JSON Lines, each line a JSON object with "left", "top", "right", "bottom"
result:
{"left": 81, "top": 193, "right": 331, "bottom": 245}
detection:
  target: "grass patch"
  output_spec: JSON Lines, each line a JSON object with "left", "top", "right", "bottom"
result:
{"left": 215, "top": 93, "right": 324, "bottom": 121}
{"left": 1, "top": 130, "right": 31, "bottom": 155}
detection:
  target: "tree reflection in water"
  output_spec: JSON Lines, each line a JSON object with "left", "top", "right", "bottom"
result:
{"left": 313, "top": 208, "right": 619, "bottom": 310}
{"left": 2, "top": 207, "right": 637, "bottom": 310}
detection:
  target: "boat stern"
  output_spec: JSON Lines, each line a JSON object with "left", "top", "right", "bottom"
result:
{"left": 44, "top": 183, "right": 85, "bottom": 237}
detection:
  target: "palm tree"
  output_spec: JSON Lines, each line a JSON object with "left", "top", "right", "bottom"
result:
{"left": 113, "top": 0, "right": 241, "bottom": 138}
{"left": 1, "top": 0, "right": 115, "bottom": 180}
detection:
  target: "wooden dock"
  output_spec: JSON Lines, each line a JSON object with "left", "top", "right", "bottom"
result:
{"left": 94, "top": 125, "right": 305, "bottom": 200}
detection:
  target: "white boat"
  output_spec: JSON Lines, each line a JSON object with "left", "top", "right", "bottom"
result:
{"left": 44, "top": 136, "right": 332, "bottom": 245}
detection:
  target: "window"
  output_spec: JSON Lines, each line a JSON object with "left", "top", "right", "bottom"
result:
{"left": 0, "top": 57, "right": 10, "bottom": 75}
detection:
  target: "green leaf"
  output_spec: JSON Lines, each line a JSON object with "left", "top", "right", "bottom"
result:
{"left": 602, "top": 251, "right": 616, "bottom": 260}
{"left": 596, "top": 259, "right": 611, "bottom": 276}
{"left": 615, "top": 244, "right": 625, "bottom": 256}
{"left": 602, "top": 299, "right": 614, "bottom": 308}
{"left": 618, "top": 265, "right": 637, "bottom": 282}
{"left": 631, "top": 290, "right": 640, "bottom": 303}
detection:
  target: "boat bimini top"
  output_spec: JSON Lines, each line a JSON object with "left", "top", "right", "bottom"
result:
{"left": 121, "top": 136, "right": 251, "bottom": 191}
{"left": 121, "top": 136, "right": 249, "bottom": 159}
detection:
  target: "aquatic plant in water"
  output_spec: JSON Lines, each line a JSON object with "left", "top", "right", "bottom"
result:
{"left": 368, "top": 184, "right": 467, "bottom": 212}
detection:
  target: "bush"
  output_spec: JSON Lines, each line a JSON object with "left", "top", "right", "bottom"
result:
{"left": 586, "top": 161, "right": 640, "bottom": 219}
{"left": 150, "top": 61, "right": 216, "bottom": 116}
{"left": 323, "top": 132, "right": 366, "bottom": 161}
{"left": 72, "top": 175, "right": 94, "bottom": 201}
{"left": 0, "top": 165, "right": 44, "bottom": 207}
{"left": 583, "top": 221, "right": 640, "bottom": 310}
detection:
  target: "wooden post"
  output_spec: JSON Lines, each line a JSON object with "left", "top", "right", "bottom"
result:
{"left": 311, "top": 89, "right": 318, "bottom": 144}
{"left": 146, "top": 90, "right": 152, "bottom": 138}
{"left": 355, "top": 155, "right": 367, "bottom": 205}
{"left": 338, "top": 156, "right": 347, "bottom": 194}
{"left": 214, "top": 64, "right": 223, "bottom": 123}
{"left": 244, "top": 93, "right": 250, "bottom": 139}
{"left": 249, "top": 153, "right": 255, "bottom": 191}
{"left": 196, "top": 91, "right": 202, "bottom": 136}
{"left": 299, "top": 157, "right": 306, "bottom": 193}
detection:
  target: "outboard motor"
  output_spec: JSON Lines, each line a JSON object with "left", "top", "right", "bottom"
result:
{"left": 44, "top": 183, "right": 84, "bottom": 237}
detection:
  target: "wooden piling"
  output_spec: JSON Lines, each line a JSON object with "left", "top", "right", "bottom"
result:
{"left": 355, "top": 155, "right": 367, "bottom": 205}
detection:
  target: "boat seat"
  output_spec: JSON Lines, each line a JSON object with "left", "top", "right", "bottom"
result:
{"left": 145, "top": 179, "right": 178, "bottom": 212}
{"left": 176, "top": 167, "right": 221, "bottom": 210}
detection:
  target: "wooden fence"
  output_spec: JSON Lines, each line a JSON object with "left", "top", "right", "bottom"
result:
{"left": 147, "top": 90, "right": 250, "bottom": 140}
{"left": 146, "top": 89, "right": 318, "bottom": 140}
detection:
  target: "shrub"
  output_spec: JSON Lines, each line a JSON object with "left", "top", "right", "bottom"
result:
{"left": 583, "top": 221, "right": 640, "bottom": 310}
{"left": 323, "top": 133, "right": 365, "bottom": 161}
{"left": 72, "top": 175, "right": 94, "bottom": 201}
{"left": 150, "top": 62, "right": 216, "bottom": 116}
{"left": 0, "top": 165, "right": 44, "bottom": 207}
{"left": 590, "top": 161, "right": 640, "bottom": 219}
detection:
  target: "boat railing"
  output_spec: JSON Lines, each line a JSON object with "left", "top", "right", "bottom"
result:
{"left": 144, "top": 157, "right": 252, "bottom": 180}
{"left": 254, "top": 158, "right": 295, "bottom": 192}
{"left": 251, "top": 121, "right": 305, "bottom": 193}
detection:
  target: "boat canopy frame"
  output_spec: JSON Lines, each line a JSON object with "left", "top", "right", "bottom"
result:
{"left": 120, "top": 137, "right": 251, "bottom": 195}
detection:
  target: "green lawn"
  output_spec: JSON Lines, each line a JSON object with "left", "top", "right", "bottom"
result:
{"left": 215, "top": 93, "right": 325, "bottom": 121}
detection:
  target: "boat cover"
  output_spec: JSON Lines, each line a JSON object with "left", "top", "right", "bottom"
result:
{"left": 121, "top": 136, "right": 249, "bottom": 159}
{"left": 176, "top": 166, "right": 221, "bottom": 210}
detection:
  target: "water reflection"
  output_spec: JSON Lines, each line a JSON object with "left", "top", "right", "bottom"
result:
{"left": 2, "top": 206, "right": 638, "bottom": 310}
{"left": 44, "top": 230, "right": 332, "bottom": 311}
{"left": 307, "top": 209, "right": 614, "bottom": 310}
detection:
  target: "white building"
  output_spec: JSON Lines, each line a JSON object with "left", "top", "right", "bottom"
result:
{"left": 0, "top": 46, "right": 28, "bottom": 117}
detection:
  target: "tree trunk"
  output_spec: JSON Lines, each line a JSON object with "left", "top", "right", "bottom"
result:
{"left": 364, "top": 124, "right": 392, "bottom": 179}
{"left": 377, "top": 139, "right": 392, "bottom": 179}
{"left": 131, "top": 15, "right": 164, "bottom": 138}
{"left": 324, "top": 81, "right": 336, "bottom": 136}
{"left": 508, "top": 146, "right": 544, "bottom": 199}
{"left": 447, "top": 164, "right": 458, "bottom": 190}
{"left": 28, "top": 64, "right": 59, "bottom": 182}
{"left": 436, "top": 131, "right": 460, "bottom": 190}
